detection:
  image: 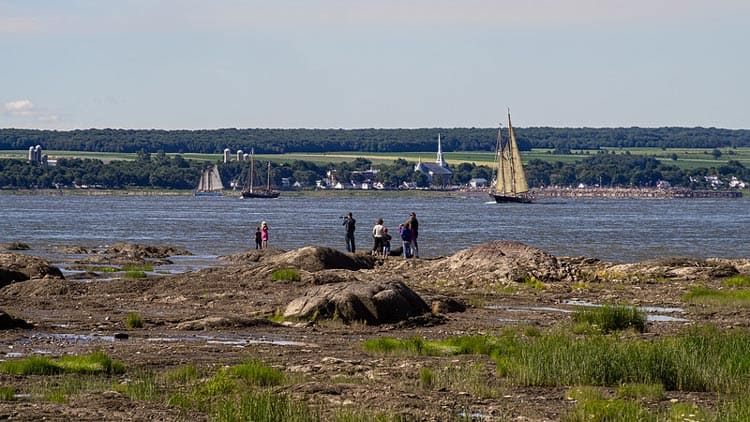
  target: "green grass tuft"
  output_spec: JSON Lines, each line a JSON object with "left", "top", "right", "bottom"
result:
{"left": 723, "top": 274, "right": 750, "bottom": 288}
{"left": 572, "top": 305, "right": 646, "bottom": 333}
{"left": 229, "top": 360, "right": 284, "bottom": 386}
{"left": 125, "top": 312, "right": 144, "bottom": 328}
{"left": 271, "top": 268, "right": 301, "bottom": 282}
{"left": 0, "top": 386, "right": 16, "bottom": 400}
{"left": 124, "top": 270, "right": 147, "bottom": 279}
{"left": 683, "top": 286, "right": 750, "bottom": 306}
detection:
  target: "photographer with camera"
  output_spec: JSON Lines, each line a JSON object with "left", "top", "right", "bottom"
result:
{"left": 342, "top": 212, "right": 356, "bottom": 253}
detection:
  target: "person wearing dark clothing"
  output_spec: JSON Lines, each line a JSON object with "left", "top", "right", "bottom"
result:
{"left": 409, "top": 212, "right": 419, "bottom": 258}
{"left": 342, "top": 212, "right": 356, "bottom": 253}
{"left": 399, "top": 222, "right": 413, "bottom": 259}
{"left": 254, "top": 226, "right": 262, "bottom": 250}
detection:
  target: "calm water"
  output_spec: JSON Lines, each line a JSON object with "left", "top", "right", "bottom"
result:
{"left": 1, "top": 193, "right": 748, "bottom": 262}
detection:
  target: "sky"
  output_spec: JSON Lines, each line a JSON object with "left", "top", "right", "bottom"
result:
{"left": 1, "top": 0, "right": 749, "bottom": 130}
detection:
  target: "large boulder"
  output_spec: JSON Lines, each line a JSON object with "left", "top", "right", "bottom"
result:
{"left": 0, "top": 253, "right": 64, "bottom": 287}
{"left": 428, "top": 241, "right": 574, "bottom": 285}
{"left": 266, "top": 246, "right": 375, "bottom": 272}
{"left": 0, "top": 311, "right": 33, "bottom": 329}
{"left": 284, "top": 280, "right": 430, "bottom": 324}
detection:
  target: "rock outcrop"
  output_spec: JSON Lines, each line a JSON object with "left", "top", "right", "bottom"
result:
{"left": 0, "top": 253, "right": 64, "bottom": 287}
{"left": 0, "top": 310, "right": 33, "bottom": 329}
{"left": 427, "top": 241, "right": 575, "bottom": 286}
{"left": 265, "top": 247, "right": 375, "bottom": 272}
{"left": 284, "top": 280, "right": 430, "bottom": 324}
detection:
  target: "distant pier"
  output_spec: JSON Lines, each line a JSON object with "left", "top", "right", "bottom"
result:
{"left": 533, "top": 187, "right": 743, "bottom": 199}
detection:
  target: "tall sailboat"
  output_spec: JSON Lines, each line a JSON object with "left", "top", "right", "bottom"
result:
{"left": 194, "top": 165, "right": 224, "bottom": 196}
{"left": 490, "top": 110, "right": 533, "bottom": 204}
{"left": 241, "top": 149, "right": 280, "bottom": 199}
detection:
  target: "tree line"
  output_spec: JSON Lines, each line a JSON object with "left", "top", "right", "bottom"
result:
{"left": 1, "top": 151, "right": 747, "bottom": 191}
{"left": 2, "top": 126, "right": 750, "bottom": 155}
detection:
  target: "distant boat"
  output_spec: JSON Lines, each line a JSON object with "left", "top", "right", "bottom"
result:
{"left": 241, "top": 149, "right": 280, "bottom": 199}
{"left": 490, "top": 110, "right": 534, "bottom": 204}
{"left": 195, "top": 165, "right": 224, "bottom": 196}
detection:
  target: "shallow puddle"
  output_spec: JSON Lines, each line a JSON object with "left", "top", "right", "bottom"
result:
{"left": 486, "top": 301, "right": 689, "bottom": 323}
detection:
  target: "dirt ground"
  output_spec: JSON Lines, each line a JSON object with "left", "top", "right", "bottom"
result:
{"left": 0, "top": 243, "right": 748, "bottom": 421}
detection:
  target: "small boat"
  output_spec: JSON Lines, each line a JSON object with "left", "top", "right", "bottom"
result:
{"left": 194, "top": 165, "right": 224, "bottom": 196}
{"left": 241, "top": 149, "right": 280, "bottom": 199}
{"left": 490, "top": 110, "right": 534, "bottom": 204}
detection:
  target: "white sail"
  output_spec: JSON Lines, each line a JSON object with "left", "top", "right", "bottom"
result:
{"left": 197, "top": 165, "right": 224, "bottom": 193}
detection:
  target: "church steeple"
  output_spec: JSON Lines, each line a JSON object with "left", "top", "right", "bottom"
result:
{"left": 435, "top": 133, "right": 447, "bottom": 168}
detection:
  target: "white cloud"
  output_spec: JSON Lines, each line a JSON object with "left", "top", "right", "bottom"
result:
{"left": 3, "top": 99, "right": 59, "bottom": 123}
{"left": 4, "top": 99, "right": 35, "bottom": 115}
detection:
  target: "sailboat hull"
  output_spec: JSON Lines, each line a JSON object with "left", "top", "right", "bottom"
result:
{"left": 490, "top": 193, "right": 534, "bottom": 204}
{"left": 241, "top": 190, "right": 280, "bottom": 199}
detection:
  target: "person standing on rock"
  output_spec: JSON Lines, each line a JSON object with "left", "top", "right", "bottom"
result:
{"left": 254, "top": 226, "right": 262, "bottom": 250}
{"left": 342, "top": 212, "right": 356, "bottom": 253}
{"left": 399, "top": 221, "right": 413, "bottom": 259}
{"left": 261, "top": 221, "right": 269, "bottom": 249}
{"left": 409, "top": 212, "right": 419, "bottom": 258}
{"left": 372, "top": 218, "right": 385, "bottom": 256}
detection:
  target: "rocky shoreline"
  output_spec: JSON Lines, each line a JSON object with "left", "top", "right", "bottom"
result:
{"left": 1, "top": 241, "right": 749, "bottom": 420}
{"left": 533, "top": 186, "right": 743, "bottom": 199}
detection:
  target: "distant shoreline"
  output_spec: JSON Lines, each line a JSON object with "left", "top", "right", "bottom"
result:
{"left": 1, "top": 187, "right": 745, "bottom": 199}
{"left": 532, "top": 187, "right": 744, "bottom": 199}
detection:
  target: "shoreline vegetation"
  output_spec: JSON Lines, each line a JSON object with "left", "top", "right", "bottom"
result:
{"left": 1, "top": 186, "right": 746, "bottom": 199}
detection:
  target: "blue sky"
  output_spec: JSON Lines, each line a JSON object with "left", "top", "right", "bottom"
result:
{"left": 1, "top": 0, "right": 749, "bottom": 130}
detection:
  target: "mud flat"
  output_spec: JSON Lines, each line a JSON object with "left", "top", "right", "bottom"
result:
{"left": 1, "top": 242, "right": 750, "bottom": 420}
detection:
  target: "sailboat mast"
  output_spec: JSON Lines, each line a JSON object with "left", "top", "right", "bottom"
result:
{"left": 266, "top": 162, "right": 271, "bottom": 192}
{"left": 249, "top": 148, "right": 255, "bottom": 194}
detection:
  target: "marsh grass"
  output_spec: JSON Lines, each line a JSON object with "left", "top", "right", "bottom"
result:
{"left": 125, "top": 312, "right": 144, "bottom": 328}
{"left": 229, "top": 360, "right": 284, "bottom": 386}
{"left": 723, "top": 274, "right": 750, "bottom": 288}
{"left": 420, "top": 362, "right": 504, "bottom": 398}
{"left": 271, "top": 268, "right": 301, "bottom": 282}
{"left": 37, "top": 374, "right": 115, "bottom": 403}
{"left": 363, "top": 335, "right": 508, "bottom": 357}
{"left": 367, "top": 325, "right": 750, "bottom": 393}
{"left": 522, "top": 276, "right": 545, "bottom": 290}
{"left": 163, "top": 364, "right": 200, "bottom": 383}
{"left": 572, "top": 305, "right": 646, "bottom": 333}
{"left": 0, "top": 386, "right": 15, "bottom": 400}
{"left": 616, "top": 383, "right": 665, "bottom": 401}
{"left": 0, "top": 351, "right": 124, "bottom": 376}
{"left": 124, "top": 270, "right": 148, "bottom": 279}
{"left": 92, "top": 266, "right": 119, "bottom": 272}
{"left": 121, "top": 264, "right": 154, "bottom": 272}
{"left": 563, "top": 387, "right": 653, "bottom": 422}
{"left": 683, "top": 287, "right": 750, "bottom": 306}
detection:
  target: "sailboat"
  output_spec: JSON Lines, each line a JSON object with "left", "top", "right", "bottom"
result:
{"left": 241, "top": 149, "right": 280, "bottom": 199}
{"left": 194, "top": 165, "right": 224, "bottom": 196}
{"left": 490, "top": 110, "right": 534, "bottom": 204}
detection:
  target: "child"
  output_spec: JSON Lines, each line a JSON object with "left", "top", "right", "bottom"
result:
{"left": 399, "top": 222, "right": 413, "bottom": 259}
{"left": 261, "top": 221, "right": 269, "bottom": 249}
{"left": 254, "top": 226, "right": 262, "bottom": 249}
{"left": 382, "top": 227, "right": 392, "bottom": 257}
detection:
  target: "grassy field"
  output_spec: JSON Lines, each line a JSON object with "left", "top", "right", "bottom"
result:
{"left": 2, "top": 147, "right": 748, "bottom": 170}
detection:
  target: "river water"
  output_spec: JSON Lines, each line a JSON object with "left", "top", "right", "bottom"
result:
{"left": 1, "top": 193, "right": 748, "bottom": 263}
